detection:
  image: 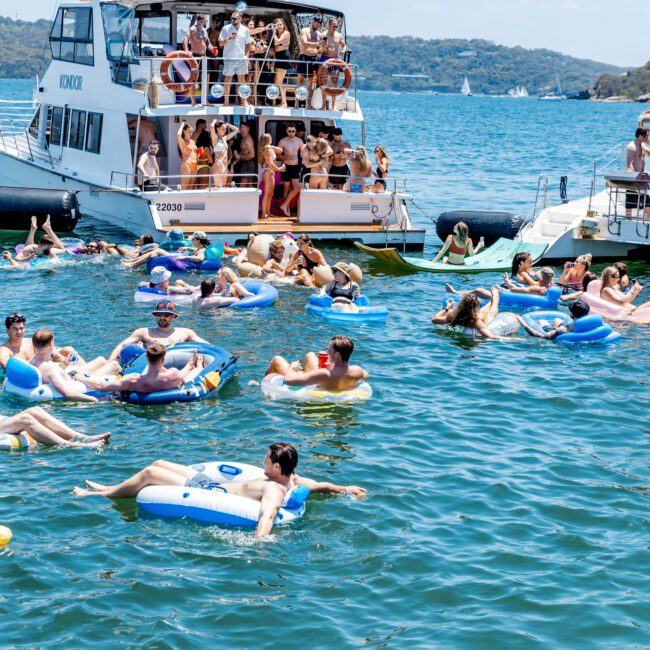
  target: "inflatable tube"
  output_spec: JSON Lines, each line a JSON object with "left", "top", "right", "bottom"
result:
{"left": 136, "top": 461, "right": 309, "bottom": 527}
{"left": 146, "top": 244, "right": 224, "bottom": 273}
{"left": 521, "top": 311, "right": 621, "bottom": 344}
{"left": 2, "top": 357, "right": 112, "bottom": 401}
{"left": 0, "top": 188, "right": 80, "bottom": 232}
{"left": 159, "top": 238, "right": 193, "bottom": 252}
{"left": 230, "top": 282, "right": 278, "bottom": 309}
{"left": 261, "top": 373, "right": 372, "bottom": 403}
{"left": 134, "top": 287, "right": 196, "bottom": 306}
{"left": 306, "top": 294, "right": 389, "bottom": 323}
{"left": 118, "top": 342, "right": 237, "bottom": 405}
{"left": 436, "top": 210, "right": 524, "bottom": 247}
{"left": 498, "top": 286, "right": 562, "bottom": 310}
{"left": 582, "top": 281, "right": 650, "bottom": 324}
{"left": 454, "top": 312, "right": 520, "bottom": 337}
{"left": 0, "top": 431, "right": 36, "bottom": 451}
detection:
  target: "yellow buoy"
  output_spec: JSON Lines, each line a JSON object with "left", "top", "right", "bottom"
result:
{"left": 0, "top": 525, "right": 12, "bottom": 545}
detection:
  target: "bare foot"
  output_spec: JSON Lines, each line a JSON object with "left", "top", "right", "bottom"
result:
{"left": 73, "top": 486, "right": 99, "bottom": 497}
{"left": 280, "top": 203, "right": 290, "bottom": 217}
{"left": 30, "top": 215, "right": 38, "bottom": 230}
{"left": 81, "top": 432, "right": 111, "bottom": 443}
{"left": 43, "top": 214, "right": 52, "bottom": 231}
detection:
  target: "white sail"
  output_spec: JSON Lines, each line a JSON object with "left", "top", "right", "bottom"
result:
{"left": 461, "top": 76, "right": 471, "bottom": 95}
{"left": 520, "top": 85, "right": 528, "bottom": 97}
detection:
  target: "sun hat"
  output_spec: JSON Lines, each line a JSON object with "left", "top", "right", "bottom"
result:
{"left": 152, "top": 301, "right": 177, "bottom": 315}
{"left": 348, "top": 263, "right": 363, "bottom": 284}
{"left": 331, "top": 262, "right": 351, "bottom": 279}
{"left": 150, "top": 266, "right": 172, "bottom": 284}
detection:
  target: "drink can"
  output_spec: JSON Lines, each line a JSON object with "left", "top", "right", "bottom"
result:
{"left": 318, "top": 351, "right": 328, "bottom": 368}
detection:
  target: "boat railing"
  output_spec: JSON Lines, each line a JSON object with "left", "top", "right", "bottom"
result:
{"left": 109, "top": 170, "right": 261, "bottom": 192}
{"left": 129, "top": 55, "right": 359, "bottom": 111}
{"left": 603, "top": 174, "right": 650, "bottom": 239}
{"left": 302, "top": 173, "right": 407, "bottom": 194}
{"left": 0, "top": 100, "right": 54, "bottom": 168}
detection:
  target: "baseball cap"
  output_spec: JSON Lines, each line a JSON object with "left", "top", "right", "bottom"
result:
{"left": 152, "top": 301, "right": 177, "bottom": 315}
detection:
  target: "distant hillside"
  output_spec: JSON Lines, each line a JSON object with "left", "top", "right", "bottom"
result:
{"left": 347, "top": 36, "right": 624, "bottom": 95}
{"left": 0, "top": 16, "right": 625, "bottom": 97}
{"left": 594, "top": 63, "right": 650, "bottom": 99}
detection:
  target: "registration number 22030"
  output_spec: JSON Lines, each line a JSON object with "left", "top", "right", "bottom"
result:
{"left": 156, "top": 203, "right": 183, "bottom": 212}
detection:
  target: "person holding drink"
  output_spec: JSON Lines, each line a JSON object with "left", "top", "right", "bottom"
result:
{"left": 431, "top": 221, "right": 484, "bottom": 265}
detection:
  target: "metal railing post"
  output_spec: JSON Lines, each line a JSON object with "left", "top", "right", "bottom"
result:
{"left": 201, "top": 56, "right": 208, "bottom": 106}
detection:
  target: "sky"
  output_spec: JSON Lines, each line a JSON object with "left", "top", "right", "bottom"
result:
{"left": 3, "top": 0, "right": 648, "bottom": 68}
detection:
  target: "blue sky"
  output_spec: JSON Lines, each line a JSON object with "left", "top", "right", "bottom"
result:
{"left": 6, "top": 0, "right": 648, "bottom": 67}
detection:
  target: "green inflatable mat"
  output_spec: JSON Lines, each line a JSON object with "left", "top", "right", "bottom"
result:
{"left": 354, "top": 238, "right": 547, "bottom": 274}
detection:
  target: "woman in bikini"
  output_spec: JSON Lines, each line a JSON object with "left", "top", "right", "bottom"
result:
{"left": 599, "top": 266, "right": 648, "bottom": 313}
{"left": 258, "top": 133, "right": 285, "bottom": 219}
{"left": 272, "top": 18, "right": 292, "bottom": 107}
{"left": 344, "top": 146, "right": 373, "bottom": 193}
{"left": 309, "top": 138, "right": 333, "bottom": 190}
{"left": 432, "top": 221, "right": 484, "bottom": 265}
{"left": 511, "top": 252, "right": 540, "bottom": 286}
{"left": 210, "top": 120, "right": 239, "bottom": 189}
{"left": 177, "top": 122, "right": 197, "bottom": 191}
{"left": 284, "top": 234, "right": 328, "bottom": 287}
{"left": 559, "top": 254, "right": 592, "bottom": 291}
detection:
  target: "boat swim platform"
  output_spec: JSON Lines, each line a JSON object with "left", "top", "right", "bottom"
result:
{"left": 161, "top": 222, "right": 427, "bottom": 250}
{"left": 354, "top": 238, "right": 547, "bottom": 273}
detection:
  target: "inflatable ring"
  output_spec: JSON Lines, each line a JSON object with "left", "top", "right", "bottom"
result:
{"left": 498, "top": 286, "right": 562, "bottom": 310}
{"left": 135, "top": 282, "right": 278, "bottom": 309}
{"left": 0, "top": 431, "right": 36, "bottom": 452}
{"left": 261, "top": 373, "right": 372, "bottom": 403}
{"left": 137, "top": 461, "right": 309, "bottom": 527}
{"left": 317, "top": 58, "right": 352, "bottom": 97}
{"left": 159, "top": 51, "right": 200, "bottom": 93}
{"left": 306, "top": 294, "right": 388, "bottom": 323}
{"left": 521, "top": 310, "right": 621, "bottom": 344}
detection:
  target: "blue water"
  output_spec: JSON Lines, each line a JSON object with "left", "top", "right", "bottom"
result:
{"left": 1, "top": 79, "right": 649, "bottom": 648}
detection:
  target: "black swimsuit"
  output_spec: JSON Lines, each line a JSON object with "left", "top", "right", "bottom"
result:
{"left": 330, "top": 285, "right": 355, "bottom": 301}
{"left": 299, "top": 253, "right": 318, "bottom": 273}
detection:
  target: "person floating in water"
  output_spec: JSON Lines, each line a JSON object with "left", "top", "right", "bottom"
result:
{"left": 432, "top": 221, "right": 484, "bottom": 265}
{"left": 516, "top": 298, "right": 590, "bottom": 340}
{"left": 73, "top": 442, "right": 366, "bottom": 537}
{"left": 264, "top": 335, "right": 368, "bottom": 391}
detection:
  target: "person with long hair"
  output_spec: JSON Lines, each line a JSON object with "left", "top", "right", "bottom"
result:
{"left": 209, "top": 119, "right": 238, "bottom": 189}
{"left": 177, "top": 121, "right": 197, "bottom": 191}
{"left": 272, "top": 17, "right": 292, "bottom": 107}
{"left": 308, "top": 138, "right": 333, "bottom": 189}
{"left": 511, "top": 252, "right": 540, "bottom": 286}
{"left": 432, "top": 288, "right": 511, "bottom": 340}
{"left": 599, "top": 266, "right": 648, "bottom": 313}
{"left": 432, "top": 221, "right": 484, "bottom": 265}
{"left": 374, "top": 145, "right": 390, "bottom": 190}
{"left": 284, "top": 234, "right": 328, "bottom": 286}
{"left": 559, "top": 253, "right": 592, "bottom": 291}
{"left": 343, "top": 146, "right": 373, "bottom": 193}
{"left": 258, "top": 133, "right": 285, "bottom": 219}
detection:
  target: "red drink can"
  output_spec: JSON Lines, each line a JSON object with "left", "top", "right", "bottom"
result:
{"left": 212, "top": 46, "right": 218, "bottom": 56}
{"left": 318, "top": 351, "right": 328, "bottom": 369}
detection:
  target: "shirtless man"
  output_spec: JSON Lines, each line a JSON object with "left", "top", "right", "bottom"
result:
{"left": 0, "top": 407, "right": 109, "bottom": 449}
{"left": 78, "top": 343, "right": 204, "bottom": 395}
{"left": 73, "top": 442, "right": 366, "bottom": 537}
{"left": 319, "top": 18, "right": 346, "bottom": 61}
{"left": 329, "top": 128, "right": 351, "bottom": 189}
{"left": 264, "top": 335, "right": 368, "bottom": 392}
{"left": 183, "top": 14, "right": 212, "bottom": 104}
{"left": 29, "top": 329, "right": 99, "bottom": 403}
{"left": 297, "top": 15, "right": 323, "bottom": 87}
{"left": 17, "top": 215, "right": 67, "bottom": 262}
{"left": 626, "top": 127, "right": 649, "bottom": 216}
{"left": 137, "top": 140, "right": 162, "bottom": 191}
{"left": 233, "top": 121, "right": 257, "bottom": 188}
{"left": 106, "top": 302, "right": 207, "bottom": 371}
{"left": 277, "top": 123, "right": 305, "bottom": 215}
{"left": 0, "top": 313, "right": 33, "bottom": 370}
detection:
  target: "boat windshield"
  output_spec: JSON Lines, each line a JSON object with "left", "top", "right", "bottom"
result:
{"left": 101, "top": 2, "right": 138, "bottom": 63}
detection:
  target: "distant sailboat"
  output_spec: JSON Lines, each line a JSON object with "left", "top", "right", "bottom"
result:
{"left": 461, "top": 76, "right": 472, "bottom": 96}
{"left": 517, "top": 85, "right": 529, "bottom": 98}
{"left": 539, "top": 72, "right": 566, "bottom": 101}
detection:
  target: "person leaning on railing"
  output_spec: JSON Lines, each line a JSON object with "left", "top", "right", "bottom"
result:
{"left": 182, "top": 14, "right": 212, "bottom": 106}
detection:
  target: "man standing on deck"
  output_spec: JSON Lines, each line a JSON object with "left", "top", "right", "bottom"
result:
{"left": 329, "top": 128, "right": 351, "bottom": 189}
{"left": 297, "top": 15, "right": 323, "bottom": 88}
{"left": 278, "top": 123, "right": 305, "bottom": 216}
{"left": 319, "top": 18, "right": 347, "bottom": 61}
{"left": 182, "top": 15, "right": 212, "bottom": 106}
{"left": 626, "top": 127, "right": 649, "bottom": 216}
{"left": 219, "top": 11, "right": 253, "bottom": 106}
{"left": 233, "top": 121, "right": 257, "bottom": 187}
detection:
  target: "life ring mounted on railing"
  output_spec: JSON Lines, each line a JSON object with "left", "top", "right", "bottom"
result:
{"left": 159, "top": 51, "right": 200, "bottom": 93}
{"left": 317, "top": 58, "right": 352, "bottom": 97}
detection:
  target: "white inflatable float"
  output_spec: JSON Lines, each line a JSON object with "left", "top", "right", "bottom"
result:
{"left": 261, "top": 373, "right": 372, "bottom": 403}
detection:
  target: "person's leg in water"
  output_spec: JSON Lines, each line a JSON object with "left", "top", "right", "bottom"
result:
{"left": 74, "top": 460, "right": 193, "bottom": 497}
{"left": 0, "top": 407, "right": 109, "bottom": 447}
{"left": 445, "top": 283, "right": 492, "bottom": 299}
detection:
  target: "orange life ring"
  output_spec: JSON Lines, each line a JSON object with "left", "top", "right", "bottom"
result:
{"left": 160, "top": 51, "right": 200, "bottom": 93}
{"left": 317, "top": 58, "right": 352, "bottom": 97}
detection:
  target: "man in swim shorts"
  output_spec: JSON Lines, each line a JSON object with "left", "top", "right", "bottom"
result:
{"left": 73, "top": 442, "right": 366, "bottom": 536}
{"left": 0, "top": 312, "right": 33, "bottom": 370}
{"left": 106, "top": 302, "right": 207, "bottom": 372}
{"left": 264, "top": 335, "right": 368, "bottom": 392}
{"left": 0, "top": 407, "right": 109, "bottom": 449}
{"left": 278, "top": 123, "right": 305, "bottom": 215}
{"left": 329, "top": 128, "right": 351, "bottom": 189}
{"left": 78, "top": 343, "right": 204, "bottom": 395}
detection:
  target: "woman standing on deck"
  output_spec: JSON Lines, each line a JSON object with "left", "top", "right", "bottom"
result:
{"left": 258, "top": 134, "right": 285, "bottom": 220}
{"left": 177, "top": 122, "right": 197, "bottom": 191}
{"left": 432, "top": 221, "right": 484, "bottom": 265}
{"left": 210, "top": 120, "right": 239, "bottom": 189}
{"left": 272, "top": 18, "right": 292, "bottom": 107}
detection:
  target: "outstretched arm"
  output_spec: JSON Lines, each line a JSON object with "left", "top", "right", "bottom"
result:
{"left": 432, "top": 235, "right": 452, "bottom": 263}
{"left": 295, "top": 474, "right": 366, "bottom": 497}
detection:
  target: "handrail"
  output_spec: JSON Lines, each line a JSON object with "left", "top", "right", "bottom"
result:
{"left": 131, "top": 54, "right": 359, "bottom": 111}
{"left": 302, "top": 173, "right": 407, "bottom": 194}
{"left": 109, "top": 170, "right": 261, "bottom": 192}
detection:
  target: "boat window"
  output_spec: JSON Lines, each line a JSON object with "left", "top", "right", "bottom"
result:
{"left": 137, "top": 12, "right": 172, "bottom": 56}
{"left": 50, "top": 107, "right": 64, "bottom": 146}
{"left": 85, "top": 112, "right": 103, "bottom": 154}
{"left": 49, "top": 7, "right": 94, "bottom": 66}
{"left": 176, "top": 14, "right": 196, "bottom": 47}
{"left": 101, "top": 3, "right": 138, "bottom": 63}
{"left": 68, "top": 110, "right": 87, "bottom": 150}
{"left": 28, "top": 110, "right": 40, "bottom": 139}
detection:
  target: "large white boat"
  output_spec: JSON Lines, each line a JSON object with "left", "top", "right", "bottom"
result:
{"left": 517, "top": 111, "right": 650, "bottom": 260}
{"left": 0, "top": 0, "right": 425, "bottom": 249}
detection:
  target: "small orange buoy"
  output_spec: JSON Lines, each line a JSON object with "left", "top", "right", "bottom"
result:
{"left": 0, "top": 525, "right": 13, "bottom": 545}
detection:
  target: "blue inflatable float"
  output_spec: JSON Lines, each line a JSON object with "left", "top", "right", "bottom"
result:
{"left": 306, "top": 294, "right": 388, "bottom": 323}
{"left": 118, "top": 342, "right": 237, "bottom": 404}
{"left": 498, "top": 286, "right": 562, "bottom": 310}
{"left": 521, "top": 310, "right": 620, "bottom": 344}
{"left": 146, "top": 243, "right": 224, "bottom": 273}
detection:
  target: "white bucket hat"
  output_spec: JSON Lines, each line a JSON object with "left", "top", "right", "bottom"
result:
{"left": 150, "top": 265, "right": 172, "bottom": 284}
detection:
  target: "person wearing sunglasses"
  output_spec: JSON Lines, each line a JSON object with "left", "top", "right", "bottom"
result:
{"left": 219, "top": 11, "right": 253, "bottom": 106}
{"left": 599, "top": 266, "right": 648, "bottom": 313}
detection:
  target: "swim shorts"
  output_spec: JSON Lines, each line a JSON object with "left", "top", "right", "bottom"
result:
{"left": 329, "top": 164, "right": 349, "bottom": 185}
{"left": 223, "top": 59, "right": 248, "bottom": 78}
{"left": 281, "top": 164, "right": 301, "bottom": 182}
{"left": 185, "top": 471, "right": 214, "bottom": 489}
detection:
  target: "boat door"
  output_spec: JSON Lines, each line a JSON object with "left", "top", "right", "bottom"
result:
{"left": 47, "top": 105, "right": 66, "bottom": 160}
